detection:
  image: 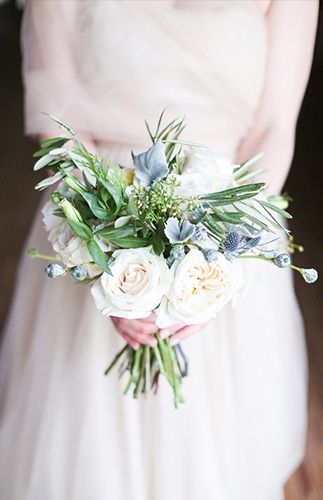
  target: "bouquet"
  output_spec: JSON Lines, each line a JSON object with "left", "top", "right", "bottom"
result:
{"left": 28, "top": 113, "right": 318, "bottom": 408}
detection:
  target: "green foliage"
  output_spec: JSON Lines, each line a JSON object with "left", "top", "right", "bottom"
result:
{"left": 31, "top": 115, "right": 298, "bottom": 273}
{"left": 87, "top": 240, "right": 111, "bottom": 274}
{"left": 257, "top": 199, "right": 292, "bottom": 219}
{"left": 132, "top": 175, "right": 193, "bottom": 229}
{"left": 81, "top": 192, "right": 111, "bottom": 220}
{"left": 33, "top": 137, "right": 70, "bottom": 158}
{"left": 94, "top": 224, "right": 136, "bottom": 240}
{"left": 108, "top": 236, "right": 151, "bottom": 249}
{"left": 200, "top": 183, "right": 265, "bottom": 201}
{"left": 68, "top": 220, "right": 92, "bottom": 241}
{"left": 152, "top": 220, "right": 166, "bottom": 255}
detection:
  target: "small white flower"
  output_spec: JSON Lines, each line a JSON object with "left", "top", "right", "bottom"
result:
{"left": 176, "top": 147, "right": 236, "bottom": 197}
{"left": 91, "top": 248, "right": 172, "bottom": 319}
{"left": 156, "top": 249, "right": 234, "bottom": 327}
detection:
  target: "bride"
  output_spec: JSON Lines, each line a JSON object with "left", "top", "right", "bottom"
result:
{"left": 0, "top": 1, "right": 318, "bottom": 499}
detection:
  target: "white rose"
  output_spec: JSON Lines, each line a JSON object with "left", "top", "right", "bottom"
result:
{"left": 42, "top": 200, "right": 109, "bottom": 272}
{"left": 156, "top": 250, "right": 234, "bottom": 328}
{"left": 176, "top": 147, "right": 236, "bottom": 197}
{"left": 91, "top": 248, "right": 172, "bottom": 319}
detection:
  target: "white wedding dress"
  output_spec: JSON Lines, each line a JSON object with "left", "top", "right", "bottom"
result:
{"left": 0, "top": 2, "right": 308, "bottom": 500}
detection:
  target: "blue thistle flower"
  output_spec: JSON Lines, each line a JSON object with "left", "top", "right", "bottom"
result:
{"left": 202, "top": 249, "right": 218, "bottom": 262}
{"left": 273, "top": 253, "right": 291, "bottom": 268}
{"left": 45, "top": 263, "right": 66, "bottom": 279}
{"left": 71, "top": 266, "right": 88, "bottom": 281}
{"left": 192, "top": 227, "right": 208, "bottom": 243}
{"left": 246, "top": 235, "right": 261, "bottom": 248}
{"left": 169, "top": 246, "right": 185, "bottom": 261}
{"left": 224, "top": 231, "right": 241, "bottom": 253}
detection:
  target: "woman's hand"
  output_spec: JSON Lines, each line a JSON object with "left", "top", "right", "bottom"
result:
{"left": 111, "top": 313, "right": 158, "bottom": 350}
{"left": 159, "top": 323, "right": 206, "bottom": 346}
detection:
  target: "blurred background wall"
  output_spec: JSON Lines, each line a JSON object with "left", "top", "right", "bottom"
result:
{"left": 0, "top": 1, "right": 322, "bottom": 498}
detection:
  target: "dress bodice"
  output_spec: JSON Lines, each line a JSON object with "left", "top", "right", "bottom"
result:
{"left": 22, "top": 0, "right": 267, "bottom": 157}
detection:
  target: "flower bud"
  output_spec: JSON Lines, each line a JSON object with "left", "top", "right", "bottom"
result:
{"left": 59, "top": 199, "right": 82, "bottom": 222}
{"left": 273, "top": 253, "right": 291, "bottom": 268}
{"left": 192, "top": 227, "right": 208, "bottom": 242}
{"left": 170, "top": 246, "right": 185, "bottom": 261}
{"left": 246, "top": 235, "right": 261, "bottom": 248}
{"left": 45, "top": 263, "right": 66, "bottom": 279}
{"left": 26, "top": 248, "right": 38, "bottom": 258}
{"left": 64, "top": 177, "right": 84, "bottom": 194}
{"left": 71, "top": 265, "right": 88, "bottom": 281}
{"left": 202, "top": 249, "right": 218, "bottom": 262}
{"left": 300, "top": 268, "right": 318, "bottom": 284}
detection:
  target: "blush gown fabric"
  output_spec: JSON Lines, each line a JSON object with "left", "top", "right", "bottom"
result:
{"left": 0, "top": 2, "right": 308, "bottom": 500}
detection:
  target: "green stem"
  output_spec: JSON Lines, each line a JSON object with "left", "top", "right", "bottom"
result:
{"left": 290, "top": 264, "right": 301, "bottom": 272}
{"left": 161, "top": 139, "right": 207, "bottom": 148}
{"left": 104, "top": 343, "right": 129, "bottom": 376}
{"left": 238, "top": 254, "right": 272, "bottom": 263}
{"left": 123, "top": 347, "right": 142, "bottom": 395}
{"left": 157, "top": 336, "right": 172, "bottom": 380}
{"left": 157, "top": 336, "right": 183, "bottom": 408}
{"left": 26, "top": 248, "right": 62, "bottom": 262}
{"left": 165, "top": 338, "right": 185, "bottom": 407}
{"left": 152, "top": 335, "right": 166, "bottom": 376}
{"left": 239, "top": 253, "right": 298, "bottom": 272}
{"left": 173, "top": 345, "right": 184, "bottom": 377}
{"left": 143, "top": 345, "right": 150, "bottom": 394}
{"left": 134, "top": 345, "right": 147, "bottom": 399}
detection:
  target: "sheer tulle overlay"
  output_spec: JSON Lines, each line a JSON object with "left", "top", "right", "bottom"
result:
{"left": 0, "top": 2, "right": 307, "bottom": 499}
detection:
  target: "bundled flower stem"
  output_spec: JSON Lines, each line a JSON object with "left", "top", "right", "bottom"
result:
{"left": 105, "top": 335, "right": 186, "bottom": 408}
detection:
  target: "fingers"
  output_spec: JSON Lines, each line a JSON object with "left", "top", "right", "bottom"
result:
{"left": 140, "top": 312, "right": 157, "bottom": 323}
{"left": 159, "top": 323, "right": 186, "bottom": 339}
{"left": 169, "top": 324, "right": 204, "bottom": 346}
{"left": 113, "top": 316, "right": 157, "bottom": 334}
{"left": 130, "top": 319, "right": 157, "bottom": 335}
{"left": 110, "top": 316, "right": 158, "bottom": 348}
{"left": 122, "top": 325, "right": 157, "bottom": 348}
{"left": 119, "top": 332, "right": 140, "bottom": 350}
{"left": 111, "top": 316, "right": 204, "bottom": 349}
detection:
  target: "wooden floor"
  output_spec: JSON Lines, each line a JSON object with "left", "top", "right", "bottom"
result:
{"left": 0, "top": 4, "right": 322, "bottom": 498}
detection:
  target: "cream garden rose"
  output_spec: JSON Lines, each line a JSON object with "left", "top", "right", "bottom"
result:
{"left": 156, "top": 250, "right": 234, "bottom": 328}
{"left": 176, "top": 147, "right": 236, "bottom": 197}
{"left": 42, "top": 199, "right": 109, "bottom": 271}
{"left": 91, "top": 248, "right": 172, "bottom": 319}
